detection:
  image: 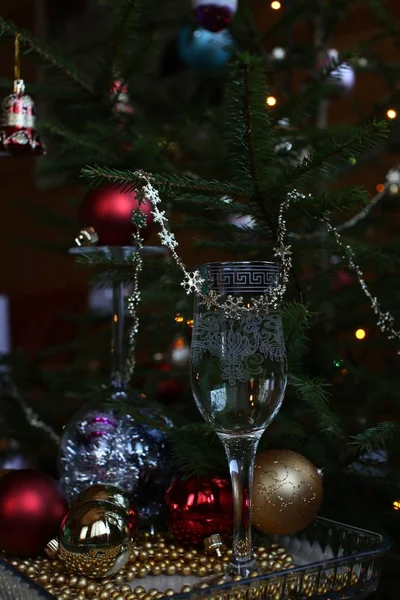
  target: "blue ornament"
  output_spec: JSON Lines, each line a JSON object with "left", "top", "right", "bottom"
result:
{"left": 178, "top": 26, "right": 234, "bottom": 71}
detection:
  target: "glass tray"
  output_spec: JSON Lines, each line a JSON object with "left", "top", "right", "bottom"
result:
{"left": 0, "top": 517, "right": 389, "bottom": 600}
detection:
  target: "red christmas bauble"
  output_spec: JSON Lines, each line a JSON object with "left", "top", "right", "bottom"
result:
{"left": 0, "top": 470, "right": 68, "bottom": 556}
{"left": 0, "top": 80, "right": 45, "bottom": 158}
{"left": 165, "top": 475, "right": 233, "bottom": 545}
{"left": 79, "top": 184, "right": 154, "bottom": 246}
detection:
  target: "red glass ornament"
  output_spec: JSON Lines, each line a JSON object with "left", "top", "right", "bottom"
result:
{"left": 0, "top": 470, "right": 68, "bottom": 556}
{"left": 0, "top": 80, "right": 45, "bottom": 158}
{"left": 165, "top": 475, "right": 233, "bottom": 545}
{"left": 79, "top": 184, "right": 154, "bottom": 246}
{"left": 194, "top": 4, "right": 233, "bottom": 32}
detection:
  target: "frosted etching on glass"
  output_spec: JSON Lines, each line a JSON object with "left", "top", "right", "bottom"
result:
{"left": 191, "top": 311, "right": 286, "bottom": 385}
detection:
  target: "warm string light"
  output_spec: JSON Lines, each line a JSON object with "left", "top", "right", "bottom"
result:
{"left": 266, "top": 95, "right": 277, "bottom": 107}
{"left": 355, "top": 328, "right": 366, "bottom": 340}
{"left": 270, "top": 0, "right": 282, "bottom": 9}
{"left": 394, "top": 500, "right": 400, "bottom": 511}
{"left": 386, "top": 108, "right": 397, "bottom": 120}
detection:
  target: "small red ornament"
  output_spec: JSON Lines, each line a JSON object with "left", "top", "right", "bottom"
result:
{"left": 110, "top": 80, "right": 134, "bottom": 115}
{"left": 0, "top": 80, "right": 45, "bottom": 158}
{"left": 165, "top": 475, "right": 233, "bottom": 545}
{"left": 0, "top": 469, "right": 68, "bottom": 556}
{"left": 79, "top": 184, "right": 154, "bottom": 246}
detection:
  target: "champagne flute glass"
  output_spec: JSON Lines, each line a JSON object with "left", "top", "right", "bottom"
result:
{"left": 191, "top": 261, "right": 287, "bottom": 579}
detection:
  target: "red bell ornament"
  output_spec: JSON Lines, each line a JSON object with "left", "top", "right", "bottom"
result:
{"left": 79, "top": 184, "right": 154, "bottom": 246}
{"left": 0, "top": 79, "right": 45, "bottom": 158}
{"left": 0, "top": 469, "right": 68, "bottom": 556}
{"left": 165, "top": 475, "right": 233, "bottom": 545}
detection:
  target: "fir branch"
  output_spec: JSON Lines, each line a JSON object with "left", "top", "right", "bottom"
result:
{"left": 288, "top": 374, "right": 344, "bottom": 438}
{"left": 241, "top": 55, "right": 276, "bottom": 193}
{"left": 168, "top": 426, "right": 226, "bottom": 478}
{"left": 283, "top": 302, "right": 314, "bottom": 370}
{"left": 278, "top": 120, "right": 389, "bottom": 193}
{"left": 350, "top": 422, "right": 400, "bottom": 453}
{"left": 81, "top": 165, "right": 250, "bottom": 198}
{"left": 38, "top": 121, "right": 117, "bottom": 161}
{"left": 0, "top": 18, "right": 93, "bottom": 94}
{"left": 103, "top": 0, "right": 141, "bottom": 73}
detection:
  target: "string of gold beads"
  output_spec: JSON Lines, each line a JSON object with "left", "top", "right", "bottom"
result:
{"left": 6, "top": 532, "right": 357, "bottom": 600}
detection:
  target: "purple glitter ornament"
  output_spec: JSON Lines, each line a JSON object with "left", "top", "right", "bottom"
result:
{"left": 195, "top": 4, "right": 233, "bottom": 32}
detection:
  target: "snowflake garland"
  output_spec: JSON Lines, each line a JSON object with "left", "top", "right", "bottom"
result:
{"left": 181, "top": 271, "right": 205, "bottom": 294}
{"left": 135, "top": 171, "right": 294, "bottom": 318}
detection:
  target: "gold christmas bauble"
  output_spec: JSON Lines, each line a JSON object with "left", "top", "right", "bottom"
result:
{"left": 252, "top": 449, "right": 323, "bottom": 536}
{"left": 76, "top": 484, "right": 130, "bottom": 513}
{"left": 47, "top": 500, "right": 133, "bottom": 578}
{"left": 76, "top": 484, "right": 138, "bottom": 537}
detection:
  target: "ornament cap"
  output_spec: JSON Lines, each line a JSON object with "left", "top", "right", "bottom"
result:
{"left": 75, "top": 227, "right": 99, "bottom": 247}
{"left": 45, "top": 538, "right": 60, "bottom": 558}
{"left": 204, "top": 533, "right": 225, "bottom": 557}
{"left": 13, "top": 79, "right": 25, "bottom": 95}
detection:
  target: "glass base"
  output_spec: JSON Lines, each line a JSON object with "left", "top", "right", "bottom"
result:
{"left": 198, "top": 559, "right": 260, "bottom": 588}
{"left": 69, "top": 245, "right": 167, "bottom": 259}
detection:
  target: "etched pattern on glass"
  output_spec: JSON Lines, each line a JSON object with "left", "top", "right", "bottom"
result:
{"left": 205, "top": 263, "right": 278, "bottom": 293}
{"left": 191, "top": 312, "right": 286, "bottom": 385}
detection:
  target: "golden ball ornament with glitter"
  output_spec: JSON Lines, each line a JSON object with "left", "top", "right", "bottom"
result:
{"left": 76, "top": 484, "right": 138, "bottom": 536}
{"left": 252, "top": 450, "right": 323, "bottom": 536}
{"left": 46, "top": 500, "right": 133, "bottom": 578}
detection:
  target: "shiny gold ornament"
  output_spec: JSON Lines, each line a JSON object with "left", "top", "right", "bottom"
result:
{"left": 252, "top": 449, "right": 323, "bottom": 535}
{"left": 46, "top": 500, "right": 132, "bottom": 578}
{"left": 76, "top": 484, "right": 128, "bottom": 510}
{"left": 75, "top": 227, "right": 99, "bottom": 247}
{"left": 76, "top": 484, "right": 138, "bottom": 536}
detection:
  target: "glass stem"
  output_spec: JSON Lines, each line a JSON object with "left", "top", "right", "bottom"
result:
{"left": 219, "top": 433, "right": 262, "bottom": 576}
{"left": 110, "top": 281, "right": 126, "bottom": 394}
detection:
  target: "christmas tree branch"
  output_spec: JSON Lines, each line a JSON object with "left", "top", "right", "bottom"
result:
{"left": 282, "top": 121, "right": 389, "bottom": 193}
{"left": 81, "top": 165, "right": 250, "bottom": 198}
{"left": 38, "top": 121, "right": 118, "bottom": 161}
{"left": 350, "top": 422, "right": 400, "bottom": 453}
{"left": 288, "top": 374, "right": 345, "bottom": 438}
{"left": 0, "top": 18, "right": 93, "bottom": 95}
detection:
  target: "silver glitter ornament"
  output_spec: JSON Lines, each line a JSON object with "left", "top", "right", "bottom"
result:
{"left": 58, "top": 394, "right": 172, "bottom": 521}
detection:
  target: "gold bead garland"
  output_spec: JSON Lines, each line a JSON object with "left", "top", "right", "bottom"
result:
{"left": 6, "top": 531, "right": 359, "bottom": 599}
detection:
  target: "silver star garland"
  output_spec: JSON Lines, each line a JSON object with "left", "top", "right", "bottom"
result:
{"left": 125, "top": 210, "right": 145, "bottom": 380}
{"left": 136, "top": 172, "right": 294, "bottom": 317}
{"left": 322, "top": 212, "right": 400, "bottom": 346}
{"left": 1, "top": 377, "right": 59, "bottom": 444}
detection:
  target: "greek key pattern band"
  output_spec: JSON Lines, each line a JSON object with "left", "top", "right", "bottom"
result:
{"left": 204, "top": 264, "right": 279, "bottom": 293}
